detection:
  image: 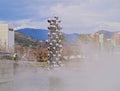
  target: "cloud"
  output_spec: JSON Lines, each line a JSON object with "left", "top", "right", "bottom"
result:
{"left": 0, "top": 19, "right": 48, "bottom": 30}
{"left": 99, "top": 21, "right": 120, "bottom": 32}
{"left": 49, "top": 0, "right": 120, "bottom": 33}
{"left": 0, "top": 0, "right": 120, "bottom": 33}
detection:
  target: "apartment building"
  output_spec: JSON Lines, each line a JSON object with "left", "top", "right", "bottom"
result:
{"left": 0, "top": 24, "right": 14, "bottom": 52}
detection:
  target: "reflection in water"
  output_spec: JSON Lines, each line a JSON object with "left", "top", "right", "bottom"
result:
{"left": 13, "top": 62, "right": 19, "bottom": 75}
{"left": 48, "top": 76, "right": 64, "bottom": 91}
{"left": 0, "top": 81, "right": 14, "bottom": 91}
{"left": 0, "top": 60, "right": 14, "bottom": 91}
{"left": 1, "top": 53, "right": 120, "bottom": 91}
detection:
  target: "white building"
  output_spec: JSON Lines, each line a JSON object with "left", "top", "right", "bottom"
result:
{"left": 0, "top": 24, "right": 14, "bottom": 52}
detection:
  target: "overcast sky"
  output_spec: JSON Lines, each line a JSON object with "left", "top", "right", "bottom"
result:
{"left": 0, "top": 0, "right": 120, "bottom": 34}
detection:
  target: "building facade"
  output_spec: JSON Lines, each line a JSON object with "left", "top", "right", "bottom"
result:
{"left": 112, "top": 32, "right": 120, "bottom": 47}
{"left": 0, "top": 24, "right": 14, "bottom": 52}
{"left": 93, "top": 33, "right": 106, "bottom": 47}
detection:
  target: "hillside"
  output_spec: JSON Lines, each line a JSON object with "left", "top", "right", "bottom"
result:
{"left": 96, "top": 30, "right": 118, "bottom": 39}
{"left": 16, "top": 28, "right": 120, "bottom": 44}
{"left": 15, "top": 32, "right": 40, "bottom": 47}
{"left": 16, "top": 28, "right": 80, "bottom": 41}
{"left": 16, "top": 28, "right": 49, "bottom": 40}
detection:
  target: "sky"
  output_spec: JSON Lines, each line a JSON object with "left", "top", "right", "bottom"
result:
{"left": 0, "top": 0, "right": 120, "bottom": 34}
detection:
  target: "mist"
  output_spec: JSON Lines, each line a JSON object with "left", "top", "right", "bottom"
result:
{"left": 0, "top": 40, "right": 120, "bottom": 91}
{"left": 12, "top": 42, "right": 120, "bottom": 91}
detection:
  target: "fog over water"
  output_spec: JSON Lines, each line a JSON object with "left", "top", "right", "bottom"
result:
{"left": 0, "top": 47, "right": 120, "bottom": 91}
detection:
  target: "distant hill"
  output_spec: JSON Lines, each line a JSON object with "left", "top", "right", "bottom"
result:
{"left": 16, "top": 28, "right": 80, "bottom": 41}
{"left": 96, "top": 30, "right": 119, "bottom": 39}
{"left": 64, "top": 33, "right": 80, "bottom": 41}
{"left": 16, "top": 28, "right": 49, "bottom": 41}
{"left": 16, "top": 28, "right": 120, "bottom": 42}
{"left": 15, "top": 32, "right": 40, "bottom": 47}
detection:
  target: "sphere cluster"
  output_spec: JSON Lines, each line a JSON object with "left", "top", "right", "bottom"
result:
{"left": 47, "top": 16, "right": 63, "bottom": 67}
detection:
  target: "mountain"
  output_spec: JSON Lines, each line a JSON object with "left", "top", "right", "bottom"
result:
{"left": 64, "top": 33, "right": 80, "bottom": 42}
{"left": 96, "top": 30, "right": 117, "bottom": 39}
{"left": 16, "top": 28, "right": 80, "bottom": 41}
{"left": 15, "top": 32, "right": 40, "bottom": 47}
{"left": 16, "top": 28, "right": 49, "bottom": 40}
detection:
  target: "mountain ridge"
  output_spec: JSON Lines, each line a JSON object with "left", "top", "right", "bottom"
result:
{"left": 16, "top": 28, "right": 80, "bottom": 41}
{"left": 96, "top": 30, "right": 119, "bottom": 39}
{"left": 16, "top": 28, "right": 120, "bottom": 41}
{"left": 16, "top": 28, "right": 49, "bottom": 40}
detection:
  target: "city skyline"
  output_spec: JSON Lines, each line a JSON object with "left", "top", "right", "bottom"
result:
{"left": 0, "top": 0, "right": 120, "bottom": 34}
